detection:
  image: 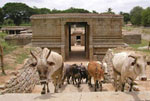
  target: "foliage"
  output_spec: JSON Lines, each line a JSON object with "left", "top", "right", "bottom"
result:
{"left": 92, "top": 10, "right": 98, "bottom": 14}
{"left": 141, "top": 7, "right": 150, "bottom": 26}
{"left": 101, "top": 8, "right": 115, "bottom": 14}
{"left": 2, "top": 3, "right": 33, "bottom": 25}
{"left": 1, "top": 3, "right": 94, "bottom": 26}
{"left": 130, "top": 6, "right": 143, "bottom": 25}
{"left": 31, "top": 6, "right": 51, "bottom": 14}
{"left": 51, "top": 7, "right": 90, "bottom": 13}
{"left": 3, "top": 18, "right": 15, "bottom": 26}
{"left": 0, "top": 8, "right": 4, "bottom": 26}
{"left": 122, "top": 25, "right": 135, "bottom": 31}
{"left": 130, "top": 40, "right": 150, "bottom": 53}
{"left": 0, "top": 32, "right": 17, "bottom": 55}
{"left": 120, "top": 12, "right": 130, "bottom": 24}
{"left": 0, "top": 32, "right": 7, "bottom": 39}
{"left": 142, "top": 28, "right": 150, "bottom": 34}
{"left": 16, "top": 52, "right": 29, "bottom": 64}
{"left": 39, "top": 8, "right": 51, "bottom": 14}
{"left": 2, "top": 2, "right": 150, "bottom": 27}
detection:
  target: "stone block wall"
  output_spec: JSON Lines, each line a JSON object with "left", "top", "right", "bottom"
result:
{"left": 5, "top": 34, "right": 32, "bottom": 45}
{"left": 123, "top": 34, "right": 141, "bottom": 44}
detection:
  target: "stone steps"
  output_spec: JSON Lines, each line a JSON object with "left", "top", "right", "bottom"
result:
{"left": 0, "top": 91, "right": 150, "bottom": 101}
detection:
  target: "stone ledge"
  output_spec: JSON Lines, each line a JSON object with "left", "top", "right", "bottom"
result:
{"left": 0, "top": 91, "right": 150, "bottom": 101}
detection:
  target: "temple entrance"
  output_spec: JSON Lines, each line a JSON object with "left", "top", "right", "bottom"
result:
{"left": 65, "top": 22, "right": 89, "bottom": 61}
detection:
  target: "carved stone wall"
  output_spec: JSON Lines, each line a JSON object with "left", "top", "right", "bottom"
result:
{"left": 31, "top": 13, "right": 124, "bottom": 61}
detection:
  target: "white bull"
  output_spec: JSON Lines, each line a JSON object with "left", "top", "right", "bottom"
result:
{"left": 112, "top": 52, "right": 149, "bottom": 92}
{"left": 30, "top": 48, "right": 64, "bottom": 94}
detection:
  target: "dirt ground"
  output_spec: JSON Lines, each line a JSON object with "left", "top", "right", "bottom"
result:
{"left": 0, "top": 45, "right": 31, "bottom": 85}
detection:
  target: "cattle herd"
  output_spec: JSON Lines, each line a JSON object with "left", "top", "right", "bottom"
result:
{"left": 30, "top": 48, "right": 150, "bottom": 94}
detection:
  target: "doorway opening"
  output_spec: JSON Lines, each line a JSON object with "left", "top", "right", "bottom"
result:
{"left": 65, "top": 22, "right": 89, "bottom": 61}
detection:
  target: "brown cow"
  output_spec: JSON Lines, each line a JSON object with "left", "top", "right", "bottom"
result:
{"left": 87, "top": 61, "right": 104, "bottom": 91}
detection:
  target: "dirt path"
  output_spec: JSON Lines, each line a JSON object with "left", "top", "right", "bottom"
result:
{"left": 0, "top": 45, "right": 31, "bottom": 85}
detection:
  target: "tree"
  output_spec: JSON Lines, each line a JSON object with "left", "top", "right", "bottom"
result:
{"left": 142, "top": 7, "right": 150, "bottom": 26}
{"left": 39, "top": 8, "right": 51, "bottom": 14}
{"left": 51, "top": 7, "right": 90, "bottom": 14}
{"left": 2, "top": 3, "right": 33, "bottom": 25}
{"left": 92, "top": 10, "right": 98, "bottom": 14}
{"left": 0, "top": 8, "right": 4, "bottom": 26}
{"left": 51, "top": 8, "right": 62, "bottom": 14}
{"left": 3, "top": 18, "right": 14, "bottom": 26}
{"left": 108, "top": 8, "right": 112, "bottom": 13}
{"left": 120, "top": 12, "right": 130, "bottom": 24}
{"left": 101, "top": 8, "right": 115, "bottom": 14}
{"left": 63, "top": 7, "right": 90, "bottom": 13}
{"left": 130, "top": 6, "right": 143, "bottom": 25}
{"left": 31, "top": 7, "right": 51, "bottom": 14}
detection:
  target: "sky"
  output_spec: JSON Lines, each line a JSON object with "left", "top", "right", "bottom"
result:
{"left": 0, "top": 0, "right": 150, "bottom": 14}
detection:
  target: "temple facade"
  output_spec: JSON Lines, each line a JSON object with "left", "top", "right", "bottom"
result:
{"left": 31, "top": 13, "right": 124, "bottom": 61}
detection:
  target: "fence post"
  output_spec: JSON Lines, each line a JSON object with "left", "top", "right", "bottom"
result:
{"left": 148, "top": 41, "right": 150, "bottom": 50}
{"left": 0, "top": 44, "right": 6, "bottom": 75}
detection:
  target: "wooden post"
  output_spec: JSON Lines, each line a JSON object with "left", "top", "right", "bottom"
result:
{"left": 148, "top": 41, "right": 150, "bottom": 50}
{"left": 0, "top": 44, "right": 6, "bottom": 75}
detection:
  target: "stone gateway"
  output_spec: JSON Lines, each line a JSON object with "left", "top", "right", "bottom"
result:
{"left": 31, "top": 13, "right": 124, "bottom": 61}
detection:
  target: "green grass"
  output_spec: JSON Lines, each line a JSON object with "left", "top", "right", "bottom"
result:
{"left": 0, "top": 32, "right": 7, "bottom": 39}
{"left": 0, "top": 32, "right": 18, "bottom": 55}
{"left": 142, "top": 28, "right": 150, "bottom": 34}
{"left": 122, "top": 26, "right": 135, "bottom": 31}
{"left": 16, "top": 52, "right": 29, "bottom": 64}
{"left": 4, "top": 64, "right": 16, "bottom": 70}
{"left": 129, "top": 40, "right": 150, "bottom": 53}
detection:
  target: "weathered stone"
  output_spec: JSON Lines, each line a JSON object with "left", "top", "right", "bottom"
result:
{"left": 31, "top": 13, "right": 124, "bottom": 61}
{"left": 123, "top": 34, "right": 141, "bottom": 44}
{"left": 5, "top": 34, "right": 32, "bottom": 45}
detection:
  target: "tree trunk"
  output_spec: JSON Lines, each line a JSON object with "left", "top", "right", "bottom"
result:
{"left": 0, "top": 44, "right": 6, "bottom": 75}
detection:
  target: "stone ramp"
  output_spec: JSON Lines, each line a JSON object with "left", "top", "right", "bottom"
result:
{"left": 0, "top": 92, "right": 150, "bottom": 101}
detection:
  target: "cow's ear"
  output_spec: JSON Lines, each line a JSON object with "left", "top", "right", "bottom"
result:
{"left": 47, "top": 61, "right": 55, "bottom": 66}
{"left": 147, "top": 61, "right": 150, "bottom": 65}
{"left": 30, "top": 62, "right": 37, "bottom": 67}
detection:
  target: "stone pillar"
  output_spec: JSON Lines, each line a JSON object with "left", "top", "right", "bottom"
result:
{"left": 88, "top": 22, "right": 93, "bottom": 60}
{"left": 61, "top": 21, "right": 66, "bottom": 61}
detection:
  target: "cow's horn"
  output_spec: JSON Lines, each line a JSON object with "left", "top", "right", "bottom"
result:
{"left": 46, "top": 50, "right": 51, "bottom": 60}
{"left": 30, "top": 50, "right": 37, "bottom": 61}
{"left": 128, "top": 55, "right": 137, "bottom": 63}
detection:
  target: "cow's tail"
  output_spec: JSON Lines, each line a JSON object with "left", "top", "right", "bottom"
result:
{"left": 95, "top": 67, "right": 98, "bottom": 79}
